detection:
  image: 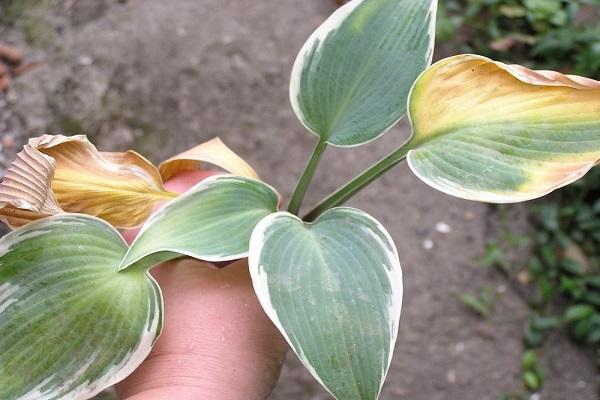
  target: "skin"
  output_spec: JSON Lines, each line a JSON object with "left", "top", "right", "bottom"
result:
{"left": 116, "top": 171, "right": 289, "bottom": 400}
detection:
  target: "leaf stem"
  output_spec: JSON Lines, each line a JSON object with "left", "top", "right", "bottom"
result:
{"left": 287, "top": 138, "right": 328, "bottom": 215}
{"left": 303, "top": 141, "right": 413, "bottom": 221}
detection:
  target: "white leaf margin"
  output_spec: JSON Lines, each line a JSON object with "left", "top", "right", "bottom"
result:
{"left": 0, "top": 214, "right": 163, "bottom": 400}
{"left": 248, "top": 207, "right": 403, "bottom": 399}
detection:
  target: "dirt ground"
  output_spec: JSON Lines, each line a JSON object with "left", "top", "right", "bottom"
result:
{"left": 0, "top": 1, "right": 597, "bottom": 399}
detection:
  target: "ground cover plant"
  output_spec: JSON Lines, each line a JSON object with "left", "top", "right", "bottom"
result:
{"left": 0, "top": 0, "right": 600, "bottom": 399}
{"left": 436, "top": 1, "right": 600, "bottom": 396}
{"left": 478, "top": 169, "right": 600, "bottom": 399}
{"left": 437, "top": 0, "right": 600, "bottom": 79}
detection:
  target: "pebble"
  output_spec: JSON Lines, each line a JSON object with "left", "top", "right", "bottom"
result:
{"left": 517, "top": 271, "right": 530, "bottom": 285}
{"left": 446, "top": 369, "right": 457, "bottom": 384}
{"left": 77, "top": 55, "right": 93, "bottom": 66}
{"left": 435, "top": 222, "right": 452, "bottom": 234}
{"left": 475, "top": 322, "right": 495, "bottom": 340}
{"left": 1, "top": 135, "right": 15, "bottom": 150}
{"left": 422, "top": 238, "right": 434, "bottom": 250}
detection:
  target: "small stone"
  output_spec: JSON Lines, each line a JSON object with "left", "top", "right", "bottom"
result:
{"left": 517, "top": 271, "right": 530, "bottom": 286}
{"left": 446, "top": 369, "right": 457, "bottom": 384}
{"left": 5, "top": 88, "right": 18, "bottom": 104}
{"left": 77, "top": 55, "right": 93, "bottom": 66}
{"left": 1, "top": 135, "right": 15, "bottom": 150}
{"left": 464, "top": 210, "right": 475, "bottom": 220}
{"left": 475, "top": 322, "right": 495, "bottom": 340}
{"left": 435, "top": 222, "right": 452, "bottom": 234}
{"left": 422, "top": 239, "right": 434, "bottom": 250}
{"left": 390, "top": 387, "right": 408, "bottom": 396}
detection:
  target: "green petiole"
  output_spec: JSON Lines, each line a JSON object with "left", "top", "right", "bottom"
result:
{"left": 303, "top": 140, "right": 413, "bottom": 221}
{"left": 287, "top": 137, "right": 328, "bottom": 215}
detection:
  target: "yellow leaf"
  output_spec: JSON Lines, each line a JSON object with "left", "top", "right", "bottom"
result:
{"left": 406, "top": 54, "right": 600, "bottom": 202}
{"left": 0, "top": 143, "right": 62, "bottom": 227}
{"left": 0, "top": 135, "right": 258, "bottom": 229}
{"left": 159, "top": 137, "right": 258, "bottom": 181}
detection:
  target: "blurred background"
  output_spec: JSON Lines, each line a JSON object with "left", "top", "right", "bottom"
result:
{"left": 1, "top": 1, "right": 599, "bottom": 399}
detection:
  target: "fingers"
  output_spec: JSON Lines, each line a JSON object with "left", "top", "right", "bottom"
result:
{"left": 163, "top": 170, "right": 220, "bottom": 193}
{"left": 116, "top": 258, "right": 288, "bottom": 400}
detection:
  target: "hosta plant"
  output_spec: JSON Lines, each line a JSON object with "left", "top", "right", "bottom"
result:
{"left": 1, "top": 0, "right": 600, "bottom": 399}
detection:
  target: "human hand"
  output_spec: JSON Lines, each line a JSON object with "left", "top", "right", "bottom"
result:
{"left": 116, "top": 171, "right": 289, "bottom": 400}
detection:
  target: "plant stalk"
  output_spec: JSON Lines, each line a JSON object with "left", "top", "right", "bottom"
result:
{"left": 303, "top": 142, "right": 412, "bottom": 221}
{"left": 287, "top": 138, "right": 328, "bottom": 215}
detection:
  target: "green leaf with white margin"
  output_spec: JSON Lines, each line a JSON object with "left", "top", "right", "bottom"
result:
{"left": 0, "top": 214, "right": 162, "bottom": 400}
{"left": 249, "top": 208, "right": 402, "bottom": 400}
{"left": 290, "top": 0, "right": 437, "bottom": 147}
{"left": 405, "top": 54, "right": 600, "bottom": 202}
{"left": 120, "top": 175, "right": 280, "bottom": 270}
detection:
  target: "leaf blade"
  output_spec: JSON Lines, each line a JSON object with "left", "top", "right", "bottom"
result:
{"left": 249, "top": 208, "right": 402, "bottom": 400}
{"left": 120, "top": 176, "right": 280, "bottom": 270}
{"left": 0, "top": 135, "right": 260, "bottom": 229}
{"left": 406, "top": 54, "right": 600, "bottom": 203}
{"left": 290, "top": 0, "right": 437, "bottom": 147}
{"left": 0, "top": 135, "right": 176, "bottom": 229}
{"left": 0, "top": 214, "right": 162, "bottom": 400}
{"left": 158, "top": 137, "right": 259, "bottom": 181}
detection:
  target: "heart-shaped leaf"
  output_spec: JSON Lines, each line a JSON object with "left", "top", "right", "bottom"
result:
{"left": 290, "top": 0, "right": 437, "bottom": 147}
{"left": 406, "top": 54, "right": 600, "bottom": 202}
{"left": 0, "top": 214, "right": 162, "bottom": 400}
{"left": 249, "top": 208, "right": 402, "bottom": 400}
{"left": 120, "top": 176, "right": 280, "bottom": 269}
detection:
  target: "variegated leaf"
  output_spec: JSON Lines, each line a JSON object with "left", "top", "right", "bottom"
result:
{"left": 406, "top": 54, "right": 600, "bottom": 202}
{"left": 0, "top": 214, "right": 162, "bottom": 400}
{"left": 120, "top": 176, "right": 280, "bottom": 269}
{"left": 291, "top": 0, "right": 437, "bottom": 146}
{"left": 249, "top": 208, "right": 402, "bottom": 400}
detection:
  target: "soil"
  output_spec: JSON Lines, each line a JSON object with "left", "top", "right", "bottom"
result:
{"left": 0, "top": 1, "right": 597, "bottom": 399}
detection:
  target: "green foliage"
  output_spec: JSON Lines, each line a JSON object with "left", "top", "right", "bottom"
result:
{"left": 2, "top": 0, "right": 600, "bottom": 398}
{"left": 437, "top": 0, "right": 600, "bottom": 78}
{"left": 523, "top": 315, "right": 561, "bottom": 348}
{"left": 0, "top": 215, "right": 162, "bottom": 400}
{"left": 525, "top": 168, "right": 600, "bottom": 347}
{"left": 479, "top": 240, "right": 510, "bottom": 271}
{"left": 446, "top": 0, "right": 600, "bottom": 373}
{"left": 291, "top": 0, "right": 436, "bottom": 147}
{"left": 521, "top": 350, "right": 545, "bottom": 391}
{"left": 120, "top": 176, "right": 280, "bottom": 269}
{"left": 0, "top": 0, "right": 40, "bottom": 25}
{"left": 486, "top": 168, "right": 600, "bottom": 394}
{"left": 250, "top": 208, "right": 402, "bottom": 400}
{"left": 0, "top": 0, "right": 54, "bottom": 47}
{"left": 459, "top": 286, "right": 496, "bottom": 318}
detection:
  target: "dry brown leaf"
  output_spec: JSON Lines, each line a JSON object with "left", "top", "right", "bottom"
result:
{"left": 0, "top": 134, "right": 258, "bottom": 229}
{"left": 12, "top": 61, "right": 45, "bottom": 77}
{"left": 0, "top": 42, "right": 23, "bottom": 65}
{"left": 159, "top": 137, "right": 258, "bottom": 181}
